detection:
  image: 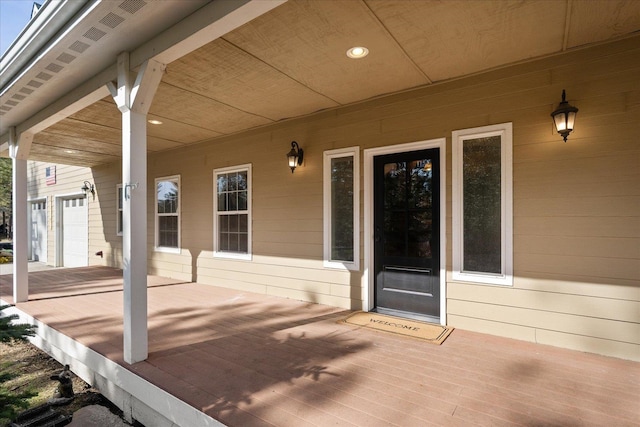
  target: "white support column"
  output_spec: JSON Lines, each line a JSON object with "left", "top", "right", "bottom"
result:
{"left": 9, "top": 127, "right": 33, "bottom": 303}
{"left": 110, "top": 52, "right": 164, "bottom": 364}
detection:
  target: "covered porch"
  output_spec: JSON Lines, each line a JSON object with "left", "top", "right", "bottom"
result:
{"left": 1, "top": 266, "right": 638, "bottom": 427}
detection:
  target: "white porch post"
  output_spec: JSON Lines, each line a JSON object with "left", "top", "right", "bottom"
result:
{"left": 8, "top": 127, "right": 33, "bottom": 303}
{"left": 109, "top": 52, "right": 164, "bottom": 364}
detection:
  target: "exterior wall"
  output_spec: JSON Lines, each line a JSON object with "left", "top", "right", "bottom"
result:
{"left": 26, "top": 161, "right": 122, "bottom": 268}
{"left": 27, "top": 36, "right": 639, "bottom": 360}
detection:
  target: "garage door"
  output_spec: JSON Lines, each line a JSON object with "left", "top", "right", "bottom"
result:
{"left": 62, "top": 196, "right": 88, "bottom": 267}
{"left": 30, "top": 200, "right": 47, "bottom": 262}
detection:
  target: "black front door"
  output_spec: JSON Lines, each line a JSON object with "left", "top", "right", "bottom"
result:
{"left": 374, "top": 148, "right": 440, "bottom": 321}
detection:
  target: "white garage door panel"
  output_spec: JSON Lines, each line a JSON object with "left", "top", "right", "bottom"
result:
{"left": 62, "top": 197, "right": 88, "bottom": 267}
{"left": 30, "top": 201, "right": 47, "bottom": 262}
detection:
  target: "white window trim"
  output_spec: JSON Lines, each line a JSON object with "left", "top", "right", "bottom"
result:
{"left": 116, "top": 184, "right": 123, "bottom": 236}
{"left": 323, "top": 147, "right": 360, "bottom": 271}
{"left": 452, "top": 122, "right": 513, "bottom": 286}
{"left": 213, "top": 164, "right": 252, "bottom": 261}
{"left": 154, "top": 175, "right": 181, "bottom": 254}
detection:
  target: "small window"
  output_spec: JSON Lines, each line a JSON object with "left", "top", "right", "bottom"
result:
{"left": 452, "top": 123, "right": 513, "bottom": 286}
{"left": 117, "top": 185, "right": 123, "bottom": 236}
{"left": 323, "top": 147, "right": 360, "bottom": 270}
{"left": 155, "top": 175, "right": 180, "bottom": 252}
{"left": 213, "top": 165, "right": 251, "bottom": 260}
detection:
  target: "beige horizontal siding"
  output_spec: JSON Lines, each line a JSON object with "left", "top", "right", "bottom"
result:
{"left": 447, "top": 283, "right": 639, "bottom": 323}
{"left": 448, "top": 299, "right": 639, "bottom": 345}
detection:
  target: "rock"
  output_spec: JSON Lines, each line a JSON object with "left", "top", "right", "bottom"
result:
{"left": 67, "top": 405, "right": 129, "bottom": 427}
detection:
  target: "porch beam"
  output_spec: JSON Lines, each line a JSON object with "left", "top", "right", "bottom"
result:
{"left": 9, "top": 127, "right": 33, "bottom": 303}
{"left": 131, "top": 0, "right": 286, "bottom": 68}
{"left": 112, "top": 52, "right": 164, "bottom": 364}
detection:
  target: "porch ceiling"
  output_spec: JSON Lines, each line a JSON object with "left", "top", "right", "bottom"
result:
{"left": 3, "top": 0, "right": 640, "bottom": 167}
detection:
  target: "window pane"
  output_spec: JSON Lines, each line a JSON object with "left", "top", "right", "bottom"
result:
{"left": 157, "top": 181, "right": 178, "bottom": 214}
{"left": 228, "top": 192, "right": 237, "bottom": 211}
{"left": 330, "top": 157, "right": 354, "bottom": 261}
{"left": 217, "top": 175, "right": 227, "bottom": 193}
{"left": 384, "top": 162, "right": 406, "bottom": 209}
{"left": 239, "top": 214, "right": 248, "bottom": 232}
{"left": 118, "top": 187, "right": 123, "bottom": 209}
{"left": 237, "top": 172, "right": 247, "bottom": 190}
{"left": 229, "top": 214, "right": 238, "bottom": 232}
{"left": 238, "top": 233, "right": 248, "bottom": 252}
{"left": 118, "top": 211, "right": 123, "bottom": 234}
{"left": 463, "top": 136, "right": 501, "bottom": 274}
{"left": 158, "top": 216, "right": 178, "bottom": 248}
{"left": 219, "top": 232, "right": 229, "bottom": 251}
{"left": 238, "top": 190, "right": 247, "bottom": 210}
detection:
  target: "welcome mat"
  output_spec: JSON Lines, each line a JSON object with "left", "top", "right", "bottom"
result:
{"left": 342, "top": 311, "right": 453, "bottom": 345}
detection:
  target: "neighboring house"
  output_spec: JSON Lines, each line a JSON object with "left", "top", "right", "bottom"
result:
{"left": 1, "top": 0, "right": 638, "bottom": 363}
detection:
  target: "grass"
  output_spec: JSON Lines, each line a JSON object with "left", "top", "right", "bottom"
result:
{"left": 0, "top": 341, "right": 90, "bottom": 425}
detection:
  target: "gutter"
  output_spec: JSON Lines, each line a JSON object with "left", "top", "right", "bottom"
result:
{"left": 0, "top": 0, "right": 90, "bottom": 93}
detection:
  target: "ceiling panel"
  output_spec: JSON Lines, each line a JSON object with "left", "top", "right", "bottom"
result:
{"left": 150, "top": 83, "right": 273, "bottom": 135}
{"left": 164, "top": 38, "right": 339, "bottom": 121}
{"left": 367, "top": 0, "right": 566, "bottom": 83}
{"left": 147, "top": 136, "right": 189, "bottom": 152}
{"left": 567, "top": 0, "right": 640, "bottom": 48}
{"left": 28, "top": 143, "right": 119, "bottom": 167}
{"left": 69, "top": 99, "right": 120, "bottom": 130}
{"left": 34, "top": 130, "right": 121, "bottom": 156}
{"left": 223, "top": 0, "right": 430, "bottom": 105}
{"left": 43, "top": 118, "right": 121, "bottom": 145}
{"left": 147, "top": 116, "right": 221, "bottom": 145}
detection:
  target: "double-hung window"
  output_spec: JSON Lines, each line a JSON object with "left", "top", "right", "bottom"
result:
{"left": 214, "top": 165, "right": 251, "bottom": 260}
{"left": 452, "top": 123, "right": 513, "bottom": 285}
{"left": 155, "top": 175, "right": 180, "bottom": 252}
{"left": 323, "top": 147, "right": 359, "bottom": 270}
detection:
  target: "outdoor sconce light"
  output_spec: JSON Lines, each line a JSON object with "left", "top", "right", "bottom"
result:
{"left": 81, "top": 181, "right": 95, "bottom": 197}
{"left": 287, "top": 141, "right": 304, "bottom": 173}
{"left": 551, "top": 89, "right": 579, "bottom": 142}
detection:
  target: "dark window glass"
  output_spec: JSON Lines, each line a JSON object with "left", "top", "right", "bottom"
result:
{"left": 463, "top": 136, "right": 502, "bottom": 274}
{"left": 158, "top": 216, "right": 178, "bottom": 248}
{"left": 330, "top": 157, "right": 354, "bottom": 262}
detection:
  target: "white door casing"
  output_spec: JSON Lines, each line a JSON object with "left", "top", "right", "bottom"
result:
{"left": 363, "top": 138, "right": 447, "bottom": 325}
{"left": 29, "top": 199, "right": 47, "bottom": 262}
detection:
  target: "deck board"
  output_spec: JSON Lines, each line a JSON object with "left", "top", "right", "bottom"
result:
{"left": 1, "top": 266, "right": 639, "bottom": 427}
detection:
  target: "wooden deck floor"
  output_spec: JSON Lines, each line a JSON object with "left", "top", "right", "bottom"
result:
{"left": 1, "top": 266, "right": 639, "bottom": 426}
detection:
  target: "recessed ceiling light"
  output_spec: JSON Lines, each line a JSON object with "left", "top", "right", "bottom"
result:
{"left": 64, "top": 149, "right": 76, "bottom": 154}
{"left": 346, "top": 46, "right": 369, "bottom": 59}
{"left": 148, "top": 119, "right": 163, "bottom": 125}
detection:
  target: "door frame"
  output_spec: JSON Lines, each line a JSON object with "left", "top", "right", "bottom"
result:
{"left": 363, "top": 138, "right": 447, "bottom": 325}
{"left": 28, "top": 198, "right": 47, "bottom": 263}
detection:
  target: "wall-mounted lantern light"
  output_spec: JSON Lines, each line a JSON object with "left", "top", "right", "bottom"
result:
{"left": 81, "top": 181, "right": 95, "bottom": 197}
{"left": 287, "top": 141, "right": 304, "bottom": 173}
{"left": 551, "top": 89, "right": 579, "bottom": 142}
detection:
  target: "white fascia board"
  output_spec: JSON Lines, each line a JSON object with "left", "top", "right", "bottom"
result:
{"left": 0, "top": 0, "right": 91, "bottom": 90}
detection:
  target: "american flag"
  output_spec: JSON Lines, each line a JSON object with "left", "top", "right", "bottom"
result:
{"left": 45, "top": 166, "right": 56, "bottom": 185}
